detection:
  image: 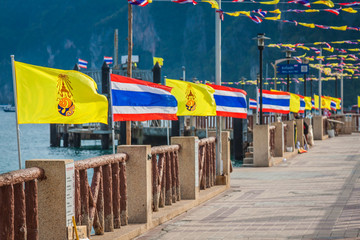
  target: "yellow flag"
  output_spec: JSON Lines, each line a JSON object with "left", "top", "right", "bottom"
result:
{"left": 342, "top": 8, "right": 357, "bottom": 13}
{"left": 348, "top": 49, "right": 360, "bottom": 52}
{"left": 265, "top": 13, "right": 281, "bottom": 20}
{"left": 297, "top": 46, "right": 310, "bottom": 51}
{"left": 269, "top": 9, "right": 281, "bottom": 14}
{"left": 289, "top": 93, "right": 300, "bottom": 113}
{"left": 260, "top": 0, "right": 279, "bottom": 4}
{"left": 165, "top": 79, "right": 216, "bottom": 116}
{"left": 314, "top": 95, "right": 320, "bottom": 109}
{"left": 313, "top": 0, "right": 334, "bottom": 7}
{"left": 226, "top": 11, "right": 250, "bottom": 17}
{"left": 330, "top": 26, "right": 347, "bottom": 31}
{"left": 320, "top": 96, "right": 332, "bottom": 110}
{"left": 15, "top": 61, "right": 108, "bottom": 124}
{"left": 323, "top": 47, "right": 334, "bottom": 52}
{"left": 358, "top": 96, "right": 360, "bottom": 108}
{"left": 304, "top": 97, "right": 312, "bottom": 110}
{"left": 153, "top": 57, "right": 164, "bottom": 66}
{"left": 299, "top": 22, "right": 315, "bottom": 28}
{"left": 304, "top": 9, "right": 320, "bottom": 12}
{"left": 202, "top": 0, "right": 219, "bottom": 9}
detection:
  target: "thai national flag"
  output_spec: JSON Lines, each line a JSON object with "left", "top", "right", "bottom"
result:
{"left": 111, "top": 74, "right": 178, "bottom": 121}
{"left": 78, "top": 59, "right": 88, "bottom": 69}
{"left": 206, "top": 83, "right": 247, "bottom": 119}
{"left": 261, "top": 90, "right": 290, "bottom": 114}
{"left": 315, "top": 24, "right": 331, "bottom": 29}
{"left": 252, "top": 9, "right": 267, "bottom": 17}
{"left": 248, "top": 15, "right": 263, "bottom": 24}
{"left": 299, "top": 95, "right": 305, "bottom": 113}
{"left": 324, "top": 8, "right": 341, "bottom": 15}
{"left": 312, "top": 99, "right": 318, "bottom": 110}
{"left": 129, "top": 0, "right": 149, "bottom": 6}
{"left": 331, "top": 100, "right": 337, "bottom": 111}
{"left": 249, "top": 98, "right": 257, "bottom": 109}
{"left": 172, "top": 0, "right": 198, "bottom": 4}
{"left": 339, "top": 1, "right": 360, "bottom": 6}
{"left": 288, "top": 0, "right": 310, "bottom": 7}
{"left": 104, "top": 56, "right": 113, "bottom": 65}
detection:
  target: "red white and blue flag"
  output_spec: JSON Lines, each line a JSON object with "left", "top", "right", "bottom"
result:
{"left": 339, "top": 1, "right": 360, "bottom": 6}
{"left": 129, "top": 0, "right": 149, "bottom": 6}
{"left": 249, "top": 98, "right": 257, "bottom": 109}
{"left": 312, "top": 99, "right": 318, "bottom": 110}
{"left": 104, "top": 56, "right": 113, "bottom": 65}
{"left": 324, "top": 8, "right": 341, "bottom": 15}
{"left": 315, "top": 24, "right": 330, "bottom": 29}
{"left": 111, "top": 74, "right": 178, "bottom": 121}
{"left": 261, "top": 90, "right": 290, "bottom": 114}
{"left": 206, "top": 83, "right": 247, "bottom": 119}
{"left": 172, "top": 0, "right": 198, "bottom": 4}
{"left": 288, "top": 0, "right": 310, "bottom": 7}
{"left": 331, "top": 100, "right": 337, "bottom": 111}
{"left": 299, "top": 94, "right": 305, "bottom": 113}
{"left": 78, "top": 59, "right": 88, "bottom": 69}
{"left": 248, "top": 15, "right": 263, "bottom": 24}
{"left": 252, "top": 9, "right": 267, "bottom": 17}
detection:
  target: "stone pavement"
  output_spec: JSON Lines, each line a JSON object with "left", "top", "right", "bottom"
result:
{"left": 134, "top": 133, "right": 360, "bottom": 240}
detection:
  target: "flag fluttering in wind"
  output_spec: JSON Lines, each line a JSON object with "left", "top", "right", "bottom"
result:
{"left": 14, "top": 61, "right": 108, "bottom": 124}
{"left": 78, "top": 59, "right": 88, "bottom": 69}
{"left": 358, "top": 96, "right": 360, "bottom": 108}
{"left": 129, "top": 0, "right": 150, "bottom": 6}
{"left": 153, "top": 57, "right": 164, "bottom": 66}
{"left": 261, "top": 90, "right": 290, "bottom": 114}
{"left": 166, "top": 79, "right": 216, "bottom": 116}
{"left": 249, "top": 98, "right": 257, "bottom": 109}
{"left": 172, "top": 0, "right": 198, "bottom": 4}
{"left": 330, "top": 100, "right": 337, "bottom": 111}
{"left": 111, "top": 74, "right": 178, "bottom": 121}
{"left": 104, "top": 56, "right": 113, "bottom": 65}
{"left": 304, "top": 97, "right": 312, "bottom": 110}
{"left": 206, "top": 83, "right": 247, "bottom": 119}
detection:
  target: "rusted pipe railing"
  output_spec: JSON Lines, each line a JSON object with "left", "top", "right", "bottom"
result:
{"left": 269, "top": 125, "right": 275, "bottom": 157}
{"left": 151, "top": 145, "right": 180, "bottom": 212}
{"left": 74, "top": 153, "right": 128, "bottom": 236}
{"left": 198, "top": 137, "right": 216, "bottom": 190}
{"left": 0, "top": 167, "right": 45, "bottom": 240}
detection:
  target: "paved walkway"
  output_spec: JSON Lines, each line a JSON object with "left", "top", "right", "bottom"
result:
{"left": 135, "top": 133, "right": 360, "bottom": 240}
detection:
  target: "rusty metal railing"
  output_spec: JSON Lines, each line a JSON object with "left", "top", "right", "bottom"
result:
{"left": 198, "top": 137, "right": 216, "bottom": 190}
{"left": 0, "top": 167, "right": 45, "bottom": 240}
{"left": 269, "top": 126, "right": 276, "bottom": 157}
{"left": 151, "top": 145, "right": 180, "bottom": 212}
{"left": 74, "top": 153, "right": 128, "bottom": 236}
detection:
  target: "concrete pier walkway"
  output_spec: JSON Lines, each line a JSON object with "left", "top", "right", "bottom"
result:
{"left": 135, "top": 133, "right": 360, "bottom": 240}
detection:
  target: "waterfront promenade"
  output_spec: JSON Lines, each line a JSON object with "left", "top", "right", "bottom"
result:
{"left": 135, "top": 133, "right": 360, "bottom": 240}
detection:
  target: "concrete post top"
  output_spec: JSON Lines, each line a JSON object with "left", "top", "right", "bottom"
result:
{"left": 26, "top": 159, "right": 73, "bottom": 164}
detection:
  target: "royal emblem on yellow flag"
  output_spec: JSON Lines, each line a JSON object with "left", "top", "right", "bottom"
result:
{"left": 15, "top": 61, "right": 108, "bottom": 124}
{"left": 166, "top": 79, "right": 216, "bottom": 116}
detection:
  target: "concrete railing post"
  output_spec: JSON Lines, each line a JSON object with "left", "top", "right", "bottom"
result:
{"left": 295, "top": 119, "right": 304, "bottom": 148}
{"left": 253, "top": 125, "right": 271, "bottom": 167}
{"left": 313, "top": 116, "right": 324, "bottom": 140}
{"left": 284, "top": 120, "right": 295, "bottom": 151}
{"left": 25, "top": 159, "right": 75, "bottom": 240}
{"left": 171, "top": 137, "right": 199, "bottom": 200}
{"left": 117, "top": 145, "right": 152, "bottom": 224}
{"left": 272, "top": 122, "right": 284, "bottom": 157}
{"left": 216, "top": 131, "right": 231, "bottom": 187}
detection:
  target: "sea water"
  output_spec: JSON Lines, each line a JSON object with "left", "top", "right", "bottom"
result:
{"left": 0, "top": 110, "right": 112, "bottom": 174}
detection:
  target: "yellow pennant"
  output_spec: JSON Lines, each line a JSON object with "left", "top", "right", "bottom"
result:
{"left": 265, "top": 13, "right": 281, "bottom": 20}
{"left": 323, "top": 47, "right": 334, "bottom": 52}
{"left": 342, "top": 7, "right": 357, "bottom": 13}
{"left": 269, "top": 9, "right": 281, "bottom": 14}
{"left": 299, "top": 22, "right": 315, "bottom": 28}
{"left": 348, "top": 48, "right": 360, "bottom": 52}
{"left": 14, "top": 61, "right": 108, "bottom": 124}
{"left": 226, "top": 11, "right": 250, "bottom": 17}
{"left": 297, "top": 46, "right": 310, "bottom": 51}
{"left": 202, "top": 0, "right": 219, "bottom": 9}
{"left": 313, "top": 0, "right": 334, "bottom": 7}
{"left": 330, "top": 26, "right": 347, "bottom": 31}
{"left": 259, "top": 0, "right": 279, "bottom": 5}
{"left": 304, "top": 9, "right": 320, "bottom": 12}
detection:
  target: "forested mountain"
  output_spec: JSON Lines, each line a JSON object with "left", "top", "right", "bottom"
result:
{"left": 1, "top": 0, "right": 360, "bottom": 107}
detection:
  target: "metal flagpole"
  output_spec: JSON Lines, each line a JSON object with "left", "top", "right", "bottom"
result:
{"left": 318, "top": 48, "right": 322, "bottom": 115}
{"left": 167, "top": 120, "right": 170, "bottom": 145}
{"left": 108, "top": 68, "right": 116, "bottom": 154}
{"left": 10, "top": 55, "right": 22, "bottom": 169}
{"left": 215, "top": 0, "right": 222, "bottom": 175}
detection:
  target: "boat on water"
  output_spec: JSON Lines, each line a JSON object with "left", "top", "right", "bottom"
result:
{"left": 3, "top": 105, "right": 16, "bottom": 112}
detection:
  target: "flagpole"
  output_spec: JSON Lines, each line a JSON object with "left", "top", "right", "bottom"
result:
{"left": 318, "top": 48, "right": 322, "bottom": 116}
{"left": 108, "top": 68, "right": 116, "bottom": 154}
{"left": 166, "top": 120, "right": 170, "bottom": 145}
{"left": 10, "top": 55, "right": 22, "bottom": 169}
{"left": 340, "top": 58, "right": 344, "bottom": 115}
{"left": 126, "top": 3, "right": 133, "bottom": 145}
{"left": 215, "top": 0, "right": 222, "bottom": 176}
